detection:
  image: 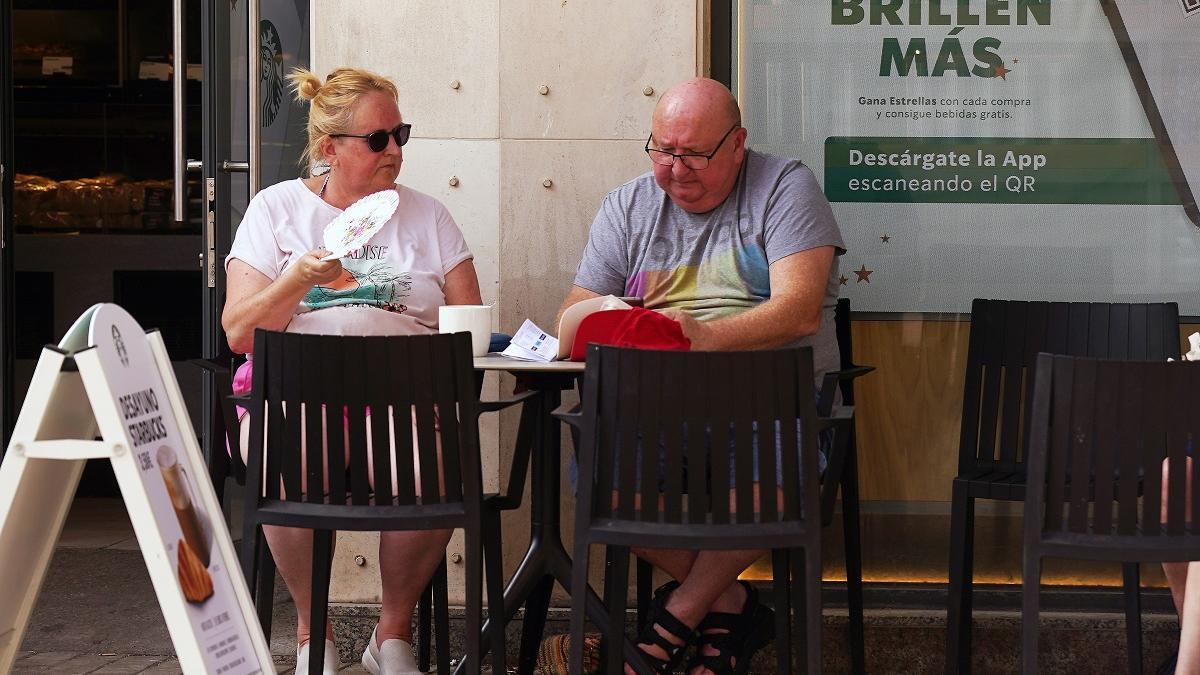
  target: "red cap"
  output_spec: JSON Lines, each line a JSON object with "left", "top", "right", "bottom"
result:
{"left": 569, "top": 308, "right": 692, "bottom": 361}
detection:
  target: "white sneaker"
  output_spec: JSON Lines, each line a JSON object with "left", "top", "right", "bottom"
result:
{"left": 361, "top": 626, "right": 422, "bottom": 675}
{"left": 295, "top": 638, "right": 339, "bottom": 675}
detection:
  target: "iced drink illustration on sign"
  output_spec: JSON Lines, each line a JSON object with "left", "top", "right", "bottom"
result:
{"left": 321, "top": 189, "right": 401, "bottom": 260}
{"left": 157, "top": 445, "right": 215, "bottom": 604}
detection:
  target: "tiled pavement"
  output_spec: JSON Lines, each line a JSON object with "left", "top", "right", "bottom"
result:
{"left": 9, "top": 650, "right": 370, "bottom": 674}
{"left": 14, "top": 499, "right": 379, "bottom": 674}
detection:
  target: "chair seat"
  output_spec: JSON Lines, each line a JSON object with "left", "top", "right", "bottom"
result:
{"left": 587, "top": 518, "right": 816, "bottom": 550}
{"left": 956, "top": 470, "right": 1027, "bottom": 501}
{"left": 255, "top": 500, "right": 469, "bottom": 532}
{"left": 1038, "top": 529, "right": 1200, "bottom": 562}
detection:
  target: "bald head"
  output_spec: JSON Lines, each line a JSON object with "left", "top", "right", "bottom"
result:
{"left": 653, "top": 78, "right": 742, "bottom": 131}
{"left": 647, "top": 78, "right": 747, "bottom": 214}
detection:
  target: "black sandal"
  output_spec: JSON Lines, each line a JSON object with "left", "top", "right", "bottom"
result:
{"left": 685, "top": 582, "right": 775, "bottom": 675}
{"left": 630, "top": 581, "right": 699, "bottom": 675}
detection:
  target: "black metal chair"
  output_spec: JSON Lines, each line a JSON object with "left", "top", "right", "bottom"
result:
{"left": 946, "top": 300, "right": 1181, "bottom": 674}
{"left": 628, "top": 297, "right": 872, "bottom": 673}
{"left": 562, "top": 345, "right": 848, "bottom": 675}
{"left": 238, "top": 330, "right": 505, "bottom": 675}
{"left": 1022, "top": 354, "right": 1200, "bottom": 673}
{"left": 191, "top": 350, "right": 451, "bottom": 672}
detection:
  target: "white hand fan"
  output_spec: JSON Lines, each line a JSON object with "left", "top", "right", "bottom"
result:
{"left": 321, "top": 189, "right": 400, "bottom": 260}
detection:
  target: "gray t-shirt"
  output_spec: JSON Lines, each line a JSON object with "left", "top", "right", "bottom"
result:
{"left": 573, "top": 148, "right": 846, "bottom": 382}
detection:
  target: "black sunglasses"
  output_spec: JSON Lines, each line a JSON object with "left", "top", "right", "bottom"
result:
{"left": 330, "top": 123, "right": 412, "bottom": 152}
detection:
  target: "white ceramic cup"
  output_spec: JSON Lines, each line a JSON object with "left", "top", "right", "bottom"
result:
{"left": 439, "top": 305, "right": 492, "bottom": 357}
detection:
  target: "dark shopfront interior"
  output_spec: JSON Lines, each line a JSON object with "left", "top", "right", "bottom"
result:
{"left": 9, "top": 0, "right": 204, "bottom": 495}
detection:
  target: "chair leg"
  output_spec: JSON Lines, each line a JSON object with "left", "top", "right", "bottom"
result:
{"left": 256, "top": 542, "right": 276, "bottom": 642}
{"left": 435, "top": 559, "right": 451, "bottom": 675}
{"left": 1021, "top": 551, "right": 1042, "bottom": 675}
{"left": 603, "top": 547, "right": 633, "bottom": 675}
{"left": 804, "top": 547, "right": 822, "bottom": 675}
{"left": 517, "top": 576, "right": 554, "bottom": 675}
{"left": 463, "top": 526, "right": 483, "bottom": 675}
{"left": 635, "top": 557, "right": 653, "bottom": 634}
{"left": 417, "top": 579, "right": 433, "bottom": 673}
{"left": 946, "top": 481, "right": 976, "bottom": 675}
{"left": 484, "top": 510, "right": 508, "bottom": 675}
{"left": 772, "top": 550, "right": 793, "bottom": 675}
{"left": 570, "top": 540, "right": 592, "bottom": 675}
{"left": 841, "top": 444, "right": 866, "bottom": 675}
{"left": 309, "top": 529, "right": 334, "bottom": 675}
{"left": 1122, "top": 562, "right": 1143, "bottom": 675}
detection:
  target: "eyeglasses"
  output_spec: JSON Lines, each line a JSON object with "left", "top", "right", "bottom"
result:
{"left": 645, "top": 124, "right": 740, "bottom": 170}
{"left": 330, "top": 123, "right": 412, "bottom": 152}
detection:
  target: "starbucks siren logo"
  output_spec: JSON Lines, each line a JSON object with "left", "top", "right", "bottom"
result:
{"left": 111, "top": 325, "right": 130, "bottom": 367}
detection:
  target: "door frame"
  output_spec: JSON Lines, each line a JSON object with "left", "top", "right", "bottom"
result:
{"left": 199, "top": 0, "right": 234, "bottom": 464}
{"left": 1, "top": 0, "right": 15, "bottom": 447}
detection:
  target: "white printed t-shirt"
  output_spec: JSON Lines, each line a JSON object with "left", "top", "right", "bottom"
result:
{"left": 225, "top": 178, "right": 473, "bottom": 338}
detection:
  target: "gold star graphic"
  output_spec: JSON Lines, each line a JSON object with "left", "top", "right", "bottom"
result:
{"left": 994, "top": 63, "right": 1011, "bottom": 80}
{"left": 880, "top": 234, "right": 891, "bottom": 242}
{"left": 839, "top": 275, "right": 849, "bottom": 286}
{"left": 854, "top": 264, "right": 873, "bottom": 283}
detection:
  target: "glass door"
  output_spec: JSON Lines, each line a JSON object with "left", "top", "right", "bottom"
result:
{"left": 1, "top": 0, "right": 13, "bottom": 445}
{"left": 191, "top": 0, "right": 309, "bottom": 463}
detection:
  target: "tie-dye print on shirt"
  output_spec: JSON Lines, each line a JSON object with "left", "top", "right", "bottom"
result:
{"left": 574, "top": 149, "right": 846, "bottom": 380}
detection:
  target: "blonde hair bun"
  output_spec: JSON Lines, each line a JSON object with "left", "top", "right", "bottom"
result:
{"left": 288, "top": 68, "right": 323, "bottom": 102}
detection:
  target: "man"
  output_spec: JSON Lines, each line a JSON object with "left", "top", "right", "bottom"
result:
{"left": 557, "top": 78, "right": 845, "bottom": 675}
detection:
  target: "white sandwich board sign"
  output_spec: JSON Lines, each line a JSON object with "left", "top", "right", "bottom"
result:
{"left": 0, "top": 304, "right": 273, "bottom": 674}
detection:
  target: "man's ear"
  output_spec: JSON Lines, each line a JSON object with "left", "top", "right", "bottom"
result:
{"left": 733, "top": 126, "right": 749, "bottom": 161}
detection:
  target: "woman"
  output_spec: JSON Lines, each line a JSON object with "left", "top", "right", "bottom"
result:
{"left": 223, "top": 67, "right": 482, "bottom": 675}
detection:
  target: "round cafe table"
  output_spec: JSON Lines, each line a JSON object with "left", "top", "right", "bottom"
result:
{"left": 461, "top": 355, "right": 612, "bottom": 675}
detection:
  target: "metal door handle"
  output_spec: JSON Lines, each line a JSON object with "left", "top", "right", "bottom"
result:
{"left": 172, "top": 0, "right": 187, "bottom": 225}
{"left": 248, "top": 0, "right": 261, "bottom": 198}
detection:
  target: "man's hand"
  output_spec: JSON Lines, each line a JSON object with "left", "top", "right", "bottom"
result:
{"left": 657, "top": 308, "right": 715, "bottom": 351}
{"left": 289, "top": 249, "right": 343, "bottom": 287}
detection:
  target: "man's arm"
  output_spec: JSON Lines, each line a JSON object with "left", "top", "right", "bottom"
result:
{"left": 660, "top": 246, "right": 835, "bottom": 351}
{"left": 555, "top": 285, "right": 603, "bottom": 329}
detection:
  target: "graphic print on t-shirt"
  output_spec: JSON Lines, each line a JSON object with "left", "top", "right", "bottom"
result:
{"left": 302, "top": 246, "right": 413, "bottom": 315}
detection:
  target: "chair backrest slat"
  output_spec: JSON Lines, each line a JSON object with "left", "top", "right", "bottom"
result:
{"left": 683, "top": 354, "right": 709, "bottom": 524}
{"left": 301, "top": 335, "right": 326, "bottom": 505}
{"left": 659, "top": 352, "right": 685, "bottom": 525}
{"left": 410, "top": 337, "right": 442, "bottom": 505}
{"left": 342, "top": 337, "right": 371, "bottom": 506}
{"left": 755, "top": 351, "right": 780, "bottom": 522}
{"left": 1066, "top": 356, "right": 1095, "bottom": 534}
{"left": 595, "top": 345, "right": 620, "bottom": 518}
{"left": 578, "top": 345, "right": 819, "bottom": 528}
{"left": 1043, "top": 355, "right": 1071, "bottom": 533}
{"left": 362, "top": 337, "right": 393, "bottom": 506}
{"left": 974, "top": 302, "right": 1008, "bottom": 465}
{"left": 1091, "top": 356, "right": 1118, "bottom": 536}
{"left": 322, "top": 336, "right": 348, "bottom": 505}
{"left": 638, "top": 351, "right": 662, "bottom": 523}
{"left": 959, "top": 299, "right": 1180, "bottom": 476}
{"left": 1116, "top": 360, "right": 1142, "bottom": 535}
{"left": 1166, "top": 362, "right": 1189, "bottom": 535}
{"left": 708, "top": 353, "right": 733, "bottom": 525}
{"left": 996, "top": 301, "right": 1029, "bottom": 466}
{"left": 1141, "top": 362, "right": 1167, "bottom": 536}
{"left": 731, "top": 353, "right": 757, "bottom": 524}
{"left": 614, "top": 349, "right": 640, "bottom": 521}
{"left": 777, "top": 349, "right": 802, "bottom": 521}
{"left": 433, "top": 335, "right": 465, "bottom": 505}
{"left": 387, "top": 339, "right": 418, "bottom": 506}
